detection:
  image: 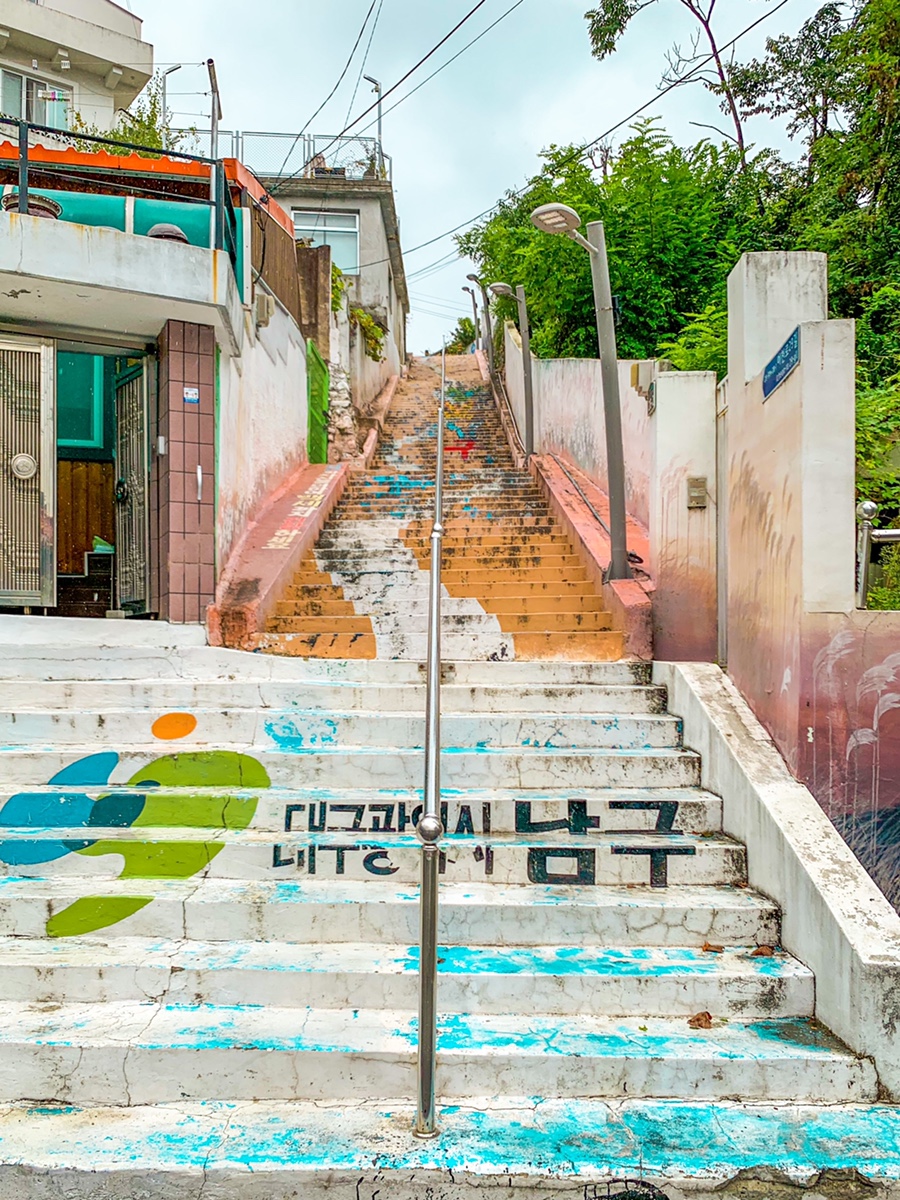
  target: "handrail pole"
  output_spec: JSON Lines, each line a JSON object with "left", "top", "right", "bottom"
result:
{"left": 18, "top": 120, "right": 29, "bottom": 214}
{"left": 857, "top": 501, "right": 877, "bottom": 609}
{"left": 414, "top": 343, "right": 447, "bottom": 1140}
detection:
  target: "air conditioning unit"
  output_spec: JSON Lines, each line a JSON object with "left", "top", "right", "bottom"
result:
{"left": 254, "top": 292, "right": 276, "bottom": 328}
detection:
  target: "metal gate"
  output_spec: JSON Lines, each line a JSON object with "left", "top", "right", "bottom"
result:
{"left": 114, "top": 361, "right": 150, "bottom": 613}
{"left": 0, "top": 335, "right": 55, "bottom": 607}
{"left": 307, "top": 340, "right": 330, "bottom": 465}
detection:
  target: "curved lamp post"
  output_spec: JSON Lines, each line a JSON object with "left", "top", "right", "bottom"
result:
{"left": 490, "top": 282, "right": 534, "bottom": 458}
{"left": 462, "top": 286, "right": 480, "bottom": 350}
{"left": 467, "top": 273, "right": 495, "bottom": 378}
{"left": 530, "top": 202, "right": 632, "bottom": 581}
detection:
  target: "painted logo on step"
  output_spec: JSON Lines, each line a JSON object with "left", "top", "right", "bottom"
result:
{"left": 0, "top": 714, "right": 270, "bottom": 938}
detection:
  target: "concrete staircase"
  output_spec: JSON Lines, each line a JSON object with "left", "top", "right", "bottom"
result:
{"left": 260, "top": 356, "right": 623, "bottom": 661}
{"left": 0, "top": 628, "right": 895, "bottom": 1197}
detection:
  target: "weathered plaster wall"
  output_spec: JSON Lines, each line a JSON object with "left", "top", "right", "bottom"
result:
{"left": 650, "top": 371, "right": 718, "bottom": 661}
{"left": 216, "top": 300, "right": 309, "bottom": 572}
{"left": 725, "top": 253, "right": 900, "bottom": 907}
{"left": 504, "top": 325, "right": 650, "bottom": 527}
{"left": 505, "top": 324, "right": 717, "bottom": 660}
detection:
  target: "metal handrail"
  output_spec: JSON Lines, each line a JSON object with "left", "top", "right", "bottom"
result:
{"left": 414, "top": 345, "right": 447, "bottom": 1139}
{"left": 857, "top": 501, "right": 900, "bottom": 608}
{"left": 0, "top": 115, "right": 240, "bottom": 275}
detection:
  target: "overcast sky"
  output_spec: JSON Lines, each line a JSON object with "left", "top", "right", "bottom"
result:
{"left": 133, "top": 0, "right": 824, "bottom": 353}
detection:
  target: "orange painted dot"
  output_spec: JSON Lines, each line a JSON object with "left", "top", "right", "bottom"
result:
{"left": 152, "top": 712, "right": 198, "bottom": 740}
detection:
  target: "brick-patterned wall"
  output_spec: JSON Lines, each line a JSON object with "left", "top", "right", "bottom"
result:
{"left": 154, "top": 321, "right": 217, "bottom": 624}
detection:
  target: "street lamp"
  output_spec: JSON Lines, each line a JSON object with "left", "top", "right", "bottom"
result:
{"left": 490, "top": 282, "right": 534, "bottom": 458}
{"left": 364, "top": 76, "right": 383, "bottom": 173}
{"left": 530, "top": 202, "right": 632, "bottom": 581}
{"left": 467, "top": 273, "right": 495, "bottom": 379}
{"left": 160, "top": 64, "right": 182, "bottom": 151}
{"left": 462, "top": 286, "right": 480, "bottom": 351}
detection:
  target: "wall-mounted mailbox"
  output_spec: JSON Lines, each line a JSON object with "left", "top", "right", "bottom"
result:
{"left": 687, "top": 476, "right": 708, "bottom": 509}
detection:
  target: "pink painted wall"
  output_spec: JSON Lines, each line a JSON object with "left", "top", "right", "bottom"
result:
{"left": 504, "top": 324, "right": 717, "bottom": 660}
{"left": 725, "top": 256, "right": 900, "bottom": 907}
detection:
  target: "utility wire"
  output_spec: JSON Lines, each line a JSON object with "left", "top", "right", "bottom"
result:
{"left": 270, "top": 0, "right": 493, "bottom": 194}
{"left": 353, "top": 0, "right": 527, "bottom": 140}
{"left": 272, "top": 0, "right": 380, "bottom": 181}
{"left": 355, "top": 0, "right": 794, "bottom": 272}
{"left": 343, "top": 0, "right": 386, "bottom": 129}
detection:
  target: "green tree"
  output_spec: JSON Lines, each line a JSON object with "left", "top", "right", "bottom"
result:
{"left": 584, "top": 0, "right": 749, "bottom": 160}
{"left": 72, "top": 72, "right": 187, "bottom": 152}
{"left": 459, "top": 121, "right": 762, "bottom": 361}
{"left": 446, "top": 317, "right": 478, "bottom": 354}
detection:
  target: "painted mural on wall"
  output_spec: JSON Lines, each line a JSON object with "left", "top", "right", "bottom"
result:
{"left": 0, "top": 712, "right": 270, "bottom": 937}
{"left": 802, "top": 625, "right": 900, "bottom": 909}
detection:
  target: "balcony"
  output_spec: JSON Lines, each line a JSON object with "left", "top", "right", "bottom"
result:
{"left": 175, "top": 131, "right": 392, "bottom": 183}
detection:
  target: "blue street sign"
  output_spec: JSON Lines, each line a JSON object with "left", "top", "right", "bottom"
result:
{"left": 763, "top": 327, "right": 801, "bottom": 400}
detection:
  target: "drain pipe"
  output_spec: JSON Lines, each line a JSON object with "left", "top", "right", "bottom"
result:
{"left": 414, "top": 343, "right": 447, "bottom": 1138}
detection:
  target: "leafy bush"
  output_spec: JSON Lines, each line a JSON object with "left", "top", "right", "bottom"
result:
{"left": 350, "top": 307, "right": 386, "bottom": 362}
{"left": 657, "top": 304, "right": 728, "bottom": 378}
{"left": 868, "top": 544, "right": 900, "bottom": 610}
{"left": 856, "top": 379, "right": 900, "bottom": 519}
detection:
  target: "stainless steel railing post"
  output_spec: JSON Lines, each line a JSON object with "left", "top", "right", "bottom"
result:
{"left": 857, "top": 501, "right": 877, "bottom": 609}
{"left": 414, "top": 344, "right": 447, "bottom": 1139}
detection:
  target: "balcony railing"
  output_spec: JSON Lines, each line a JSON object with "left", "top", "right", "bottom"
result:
{"left": 173, "top": 130, "right": 391, "bottom": 183}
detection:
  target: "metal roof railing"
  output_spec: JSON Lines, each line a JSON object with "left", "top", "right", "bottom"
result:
{"left": 174, "top": 129, "right": 391, "bottom": 183}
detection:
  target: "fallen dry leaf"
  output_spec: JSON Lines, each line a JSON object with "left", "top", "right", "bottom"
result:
{"left": 752, "top": 945, "right": 776, "bottom": 957}
{"left": 702, "top": 942, "right": 724, "bottom": 954}
{"left": 688, "top": 1011, "right": 713, "bottom": 1030}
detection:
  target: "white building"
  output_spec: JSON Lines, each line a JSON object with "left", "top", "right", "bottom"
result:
{"left": 0, "top": 0, "right": 153, "bottom": 133}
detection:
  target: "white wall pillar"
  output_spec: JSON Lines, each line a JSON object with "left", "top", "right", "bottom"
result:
{"left": 728, "top": 252, "right": 828, "bottom": 385}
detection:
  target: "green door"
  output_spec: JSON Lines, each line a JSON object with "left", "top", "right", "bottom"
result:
{"left": 307, "top": 341, "right": 329, "bottom": 465}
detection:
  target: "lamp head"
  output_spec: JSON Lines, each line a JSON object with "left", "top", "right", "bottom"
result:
{"left": 466, "top": 273, "right": 481, "bottom": 284}
{"left": 489, "top": 282, "right": 515, "bottom": 298}
{"left": 530, "top": 202, "right": 582, "bottom": 235}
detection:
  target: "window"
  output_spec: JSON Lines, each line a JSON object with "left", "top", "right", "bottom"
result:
{"left": 0, "top": 69, "right": 70, "bottom": 129}
{"left": 57, "top": 352, "right": 105, "bottom": 449}
{"left": 293, "top": 209, "right": 359, "bottom": 275}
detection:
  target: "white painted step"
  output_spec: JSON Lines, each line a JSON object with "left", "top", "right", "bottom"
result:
{"left": 0, "top": 1006, "right": 870, "bottom": 1106}
{"left": 0, "top": 938, "right": 813, "bottom": 1016}
{"left": 0, "top": 679, "right": 669, "bottom": 714}
{"left": 0, "top": 831, "right": 743, "bottom": 886}
{"left": 0, "top": 647, "right": 649, "bottom": 686}
{"left": 0, "top": 1097, "right": 896, "bottom": 1198}
{"left": 0, "top": 746, "right": 701, "bottom": 789}
{"left": 0, "top": 709, "right": 683, "bottom": 750}
{"left": 0, "top": 785, "right": 723, "bottom": 835}
{"left": 0, "top": 878, "right": 780, "bottom": 946}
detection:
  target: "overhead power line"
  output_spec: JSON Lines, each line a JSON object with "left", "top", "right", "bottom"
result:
{"left": 273, "top": 0, "right": 381, "bottom": 181}
{"left": 353, "top": 0, "right": 528, "bottom": 141}
{"left": 270, "top": 0, "right": 493, "bottom": 194}
{"left": 343, "top": 0, "right": 386, "bottom": 129}
{"left": 354, "top": 0, "right": 794, "bottom": 273}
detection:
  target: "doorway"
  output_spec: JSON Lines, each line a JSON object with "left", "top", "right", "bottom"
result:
{"left": 0, "top": 333, "right": 153, "bottom": 617}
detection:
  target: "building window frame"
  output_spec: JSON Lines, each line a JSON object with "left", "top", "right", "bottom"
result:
{"left": 292, "top": 209, "right": 360, "bottom": 276}
{"left": 0, "top": 65, "right": 71, "bottom": 130}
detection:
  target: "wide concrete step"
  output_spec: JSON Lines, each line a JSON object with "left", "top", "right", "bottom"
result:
{"left": 0, "top": 1006, "right": 869, "bottom": 1106}
{"left": 1, "top": 1096, "right": 895, "bottom": 1196}
{"left": 0, "top": 708, "right": 684, "bottom": 749}
{"left": 0, "top": 939, "right": 812, "bottom": 1016}
{"left": 0, "top": 831, "right": 738, "bottom": 886}
{"left": 0, "top": 679, "right": 668, "bottom": 715}
{"left": 0, "top": 743, "right": 695, "bottom": 788}
{"left": 0, "top": 879, "right": 774, "bottom": 946}
{"left": 0, "top": 784, "right": 721, "bottom": 836}
{"left": 257, "top": 629, "right": 625, "bottom": 661}
{"left": 0, "top": 649, "right": 650, "bottom": 685}
{"left": 269, "top": 612, "right": 613, "bottom": 635}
